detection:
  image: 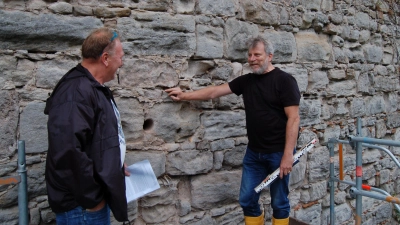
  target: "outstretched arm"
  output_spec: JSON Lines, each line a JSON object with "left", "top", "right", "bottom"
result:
{"left": 165, "top": 83, "right": 233, "bottom": 101}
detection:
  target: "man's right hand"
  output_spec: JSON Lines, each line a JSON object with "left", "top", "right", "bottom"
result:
{"left": 165, "top": 87, "right": 184, "bottom": 101}
{"left": 86, "top": 199, "right": 106, "bottom": 212}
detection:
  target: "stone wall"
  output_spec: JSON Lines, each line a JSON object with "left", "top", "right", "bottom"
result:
{"left": 0, "top": 0, "right": 399, "bottom": 224}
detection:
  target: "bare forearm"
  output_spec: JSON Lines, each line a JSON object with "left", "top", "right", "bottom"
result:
{"left": 181, "top": 86, "right": 218, "bottom": 100}
{"left": 284, "top": 116, "right": 300, "bottom": 155}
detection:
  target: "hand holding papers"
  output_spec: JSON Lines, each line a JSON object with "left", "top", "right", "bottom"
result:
{"left": 125, "top": 159, "right": 160, "bottom": 203}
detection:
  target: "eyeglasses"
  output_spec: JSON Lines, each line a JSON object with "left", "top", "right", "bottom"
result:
{"left": 100, "top": 31, "right": 118, "bottom": 56}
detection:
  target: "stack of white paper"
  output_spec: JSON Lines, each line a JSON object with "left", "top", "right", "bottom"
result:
{"left": 125, "top": 159, "right": 160, "bottom": 203}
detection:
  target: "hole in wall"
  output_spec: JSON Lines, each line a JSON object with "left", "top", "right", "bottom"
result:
{"left": 143, "top": 119, "right": 154, "bottom": 131}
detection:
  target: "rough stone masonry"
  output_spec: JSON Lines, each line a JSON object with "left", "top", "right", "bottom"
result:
{"left": 0, "top": 0, "right": 400, "bottom": 224}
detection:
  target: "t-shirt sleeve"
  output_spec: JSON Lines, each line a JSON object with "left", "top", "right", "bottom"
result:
{"left": 280, "top": 74, "right": 301, "bottom": 107}
{"left": 228, "top": 74, "right": 248, "bottom": 96}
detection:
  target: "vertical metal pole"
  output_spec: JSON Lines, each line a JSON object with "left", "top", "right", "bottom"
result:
{"left": 355, "top": 118, "right": 362, "bottom": 225}
{"left": 328, "top": 140, "right": 335, "bottom": 225}
{"left": 18, "top": 140, "right": 28, "bottom": 225}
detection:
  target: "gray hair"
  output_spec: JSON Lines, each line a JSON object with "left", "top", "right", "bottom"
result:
{"left": 247, "top": 36, "right": 274, "bottom": 55}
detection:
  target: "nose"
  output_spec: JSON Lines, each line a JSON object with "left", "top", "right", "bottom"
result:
{"left": 248, "top": 55, "right": 255, "bottom": 62}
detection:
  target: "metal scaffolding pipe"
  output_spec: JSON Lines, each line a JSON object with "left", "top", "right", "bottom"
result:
{"left": 362, "top": 143, "right": 400, "bottom": 168}
{"left": 349, "top": 135, "right": 400, "bottom": 147}
{"left": 355, "top": 118, "right": 362, "bottom": 225}
{"left": 18, "top": 140, "right": 28, "bottom": 225}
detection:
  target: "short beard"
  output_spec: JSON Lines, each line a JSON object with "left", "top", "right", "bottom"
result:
{"left": 252, "top": 60, "right": 269, "bottom": 75}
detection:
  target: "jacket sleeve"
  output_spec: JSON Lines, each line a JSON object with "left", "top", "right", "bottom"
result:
{"left": 47, "top": 100, "right": 104, "bottom": 209}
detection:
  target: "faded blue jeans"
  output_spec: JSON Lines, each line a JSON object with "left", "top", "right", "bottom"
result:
{"left": 55, "top": 204, "right": 110, "bottom": 225}
{"left": 239, "top": 147, "right": 291, "bottom": 219}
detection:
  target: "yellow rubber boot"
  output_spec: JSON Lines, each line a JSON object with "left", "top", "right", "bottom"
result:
{"left": 272, "top": 217, "right": 289, "bottom": 225}
{"left": 244, "top": 212, "right": 264, "bottom": 225}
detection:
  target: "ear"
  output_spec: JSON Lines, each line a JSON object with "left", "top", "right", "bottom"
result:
{"left": 101, "top": 53, "right": 109, "bottom": 66}
{"left": 267, "top": 53, "right": 273, "bottom": 62}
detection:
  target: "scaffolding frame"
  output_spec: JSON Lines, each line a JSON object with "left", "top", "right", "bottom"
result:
{"left": 327, "top": 118, "right": 400, "bottom": 225}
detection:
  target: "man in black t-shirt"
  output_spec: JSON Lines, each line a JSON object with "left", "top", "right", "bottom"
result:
{"left": 166, "top": 37, "right": 300, "bottom": 225}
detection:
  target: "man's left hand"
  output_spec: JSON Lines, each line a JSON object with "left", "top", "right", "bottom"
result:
{"left": 279, "top": 153, "right": 294, "bottom": 179}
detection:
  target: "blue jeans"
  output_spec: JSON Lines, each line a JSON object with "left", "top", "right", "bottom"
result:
{"left": 239, "top": 147, "right": 291, "bottom": 219}
{"left": 55, "top": 204, "right": 110, "bottom": 225}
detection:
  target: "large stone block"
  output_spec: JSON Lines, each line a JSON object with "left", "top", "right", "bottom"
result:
{"left": 373, "top": 75, "right": 399, "bottom": 92}
{"left": 224, "top": 18, "right": 259, "bottom": 61}
{"left": 36, "top": 57, "right": 79, "bottom": 89}
{"left": 238, "top": 1, "right": 281, "bottom": 26}
{"left": 326, "top": 80, "right": 357, "bottom": 97}
{"left": 223, "top": 145, "right": 245, "bottom": 167}
{"left": 0, "top": 90, "right": 19, "bottom": 158}
{"left": 365, "top": 95, "right": 386, "bottom": 116}
{"left": 166, "top": 150, "right": 213, "bottom": 175}
{"left": 195, "top": 24, "right": 224, "bottom": 59}
{"left": 115, "top": 97, "right": 144, "bottom": 143}
{"left": 299, "top": 99, "right": 321, "bottom": 126}
{"left": 119, "top": 58, "right": 179, "bottom": 89}
{"left": 146, "top": 103, "right": 200, "bottom": 143}
{"left": 295, "top": 32, "right": 332, "bottom": 62}
{"left": 201, "top": 110, "right": 246, "bottom": 140}
{"left": 191, "top": 170, "right": 241, "bottom": 209}
{"left": 294, "top": 203, "right": 322, "bottom": 225}
{"left": 262, "top": 30, "right": 296, "bottom": 63}
{"left": 308, "top": 71, "right": 329, "bottom": 91}
{"left": 308, "top": 146, "right": 330, "bottom": 182}
{"left": 0, "top": 10, "right": 102, "bottom": 51}
{"left": 118, "top": 12, "right": 196, "bottom": 56}
{"left": 125, "top": 151, "right": 166, "bottom": 177}
{"left": 19, "top": 102, "right": 48, "bottom": 153}
{"left": 363, "top": 44, "right": 383, "bottom": 63}
{"left": 196, "top": 0, "right": 237, "bottom": 17}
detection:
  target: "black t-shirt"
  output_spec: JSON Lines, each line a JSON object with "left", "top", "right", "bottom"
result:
{"left": 228, "top": 67, "right": 300, "bottom": 153}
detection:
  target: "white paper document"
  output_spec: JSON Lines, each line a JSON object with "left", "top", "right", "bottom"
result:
{"left": 125, "top": 159, "right": 160, "bottom": 203}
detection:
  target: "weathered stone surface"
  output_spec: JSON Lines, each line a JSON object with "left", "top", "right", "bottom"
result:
{"left": 191, "top": 170, "right": 241, "bottom": 209}
{"left": 116, "top": 97, "right": 144, "bottom": 143}
{"left": 1, "top": 1, "right": 400, "bottom": 224}
{"left": 363, "top": 44, "right": 383, "bottom": 63}
{"left": 238, "top": 1, "right": 281, "bottom": 26}
{"left": 308, "top": 146, "right": 330, "bottom": 182}
{"left": 118, "top": 12, "right": 196, "bottom": 56}
{"left": 201, "top": 111, "right": 246, "bottom": 140}
{"left": 224, "top": 18, "right": 258, "bottom": 61}
{"left": 294, "top": 203, "right": 322, "bottom": 224}
{"left": 196, "top": 0, "right": 237, "bottom": 17}
{"left": 0, "top": 206, "right": 19, "bottom": 224}
{"left": 0, "top": 90, "right": 19, "bottom": 158}
{"left": 120, "top": 59, "right": 179, "bottom": 89}
{"left": 166, "top": 150, "right": 213, "bottom": 175}
{"left": 262, "top": 30, "right": 296, "bottom": 63}
{"left": 125, "top": 151, "right": 166, "bottom": 177}
{"left": 210, "top": 139, "right": 235, "bottom": 152}
{"left": 36, "top": 57, "right": 78, "bottom": 89}
{"left": 48, "top": 2, "right": 73, "bottom": 14}
{"left": 326, "top": 80, "right": 356, "bottom": 97}
{"left": 195, "top": 24, "right": 224, "bottom": 59}
{"left": 173, "top": 0, "right": 195, "bottom": 14}
{"left": 94, "top": 7, "right": 131, "bottom": 18}
{"left": 19, "top": 102, "right": 48, "bottom": 153}
{"left": 223, "top": 145, "right": 245, "bottom": 167}
{"left": 0, "top": 10, "right": 102, "bottom": 51}
{"left": 295, "top": 32, "right": 332, "bottom": 62}
{"left": 299, "top": 99, "right": 321, "bottom": 126}
{"left": 308, "top": 71, "right": 329, "bottom": 91}
{"left": 146, "top": 103, "right": 200, "bottom": 143}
